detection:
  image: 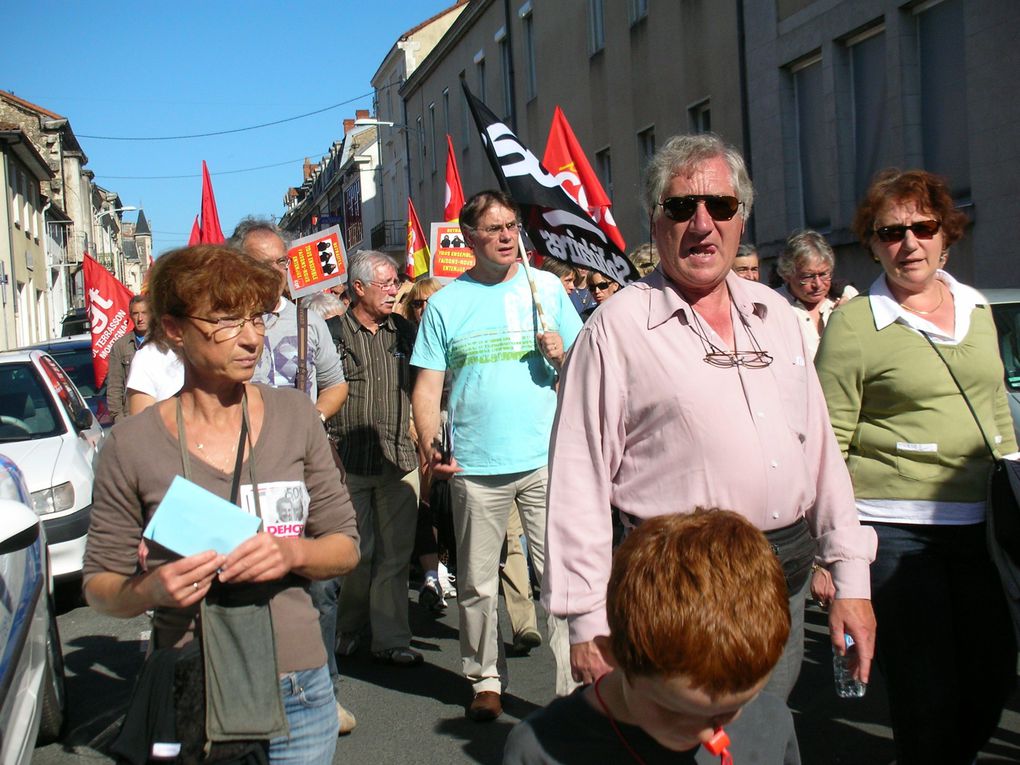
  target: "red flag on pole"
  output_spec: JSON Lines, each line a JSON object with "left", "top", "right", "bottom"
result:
{"left": 83, "top": 254, "right": 135, "bottom": 387}
{"left": 197, "top": 160, "right": 225, "bottom": 244}
{"left": 187, "top": 214, "right": 201, "bottom": 246}
{"left": 443, "top": 135, "right": 465, "bottom": 222}
{"left": 543, "top": 106, "right": 626, "bottom": 252}
{"left": 407, "top": 198, "right": 431, "bottom": 279}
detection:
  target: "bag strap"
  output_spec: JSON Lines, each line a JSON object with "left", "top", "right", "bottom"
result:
{"left": 296, "top": 304, "right": 309, "bottom": 394}
{"left": 175, "top": 390, "right": 263, "bottom": 521}
{"left": 920, "top": 331, "right": 998, "bottom": 460}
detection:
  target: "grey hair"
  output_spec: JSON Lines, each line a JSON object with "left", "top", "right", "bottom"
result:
{"left": 642, "top": 133, "right": 754, "bottom": 220}
{"left": 128, "top": 294, "right": 149, "bottom": 308}
{"left": 627, "top": 242, "right": 659, "bottom": 276}
{"left": 229, "top": 216, "right": 289, "bottom": 251}
{"left": 302, "top": 291, "right": 345, "bottom": 320}
{"left": 348, "top": 250, "right": 399, "bottom": 298}
{"left": 736, "top": 243, "right": 758, "bottom": 259}
{"left": 777, "top": 229, "right": 835, "bottom": 281}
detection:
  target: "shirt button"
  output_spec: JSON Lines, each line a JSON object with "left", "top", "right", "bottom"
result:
{"left": 757, "top": 411, "right": 765, "bottom": 418}
{"left": 772, "top": 512, "right": 780, "bottom": 519}
{"left": 770, "top": 460, "right": 778, "bottom": 468}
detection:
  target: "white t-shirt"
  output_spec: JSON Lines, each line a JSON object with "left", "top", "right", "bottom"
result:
{"left": 125, "top": 343, "right": 184, "bottom": 401}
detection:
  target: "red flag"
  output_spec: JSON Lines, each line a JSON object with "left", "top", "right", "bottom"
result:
{"left": 443, "top": 135, "right": 465, "bottom": 222}
{"left": 407, "top": 198, "right": 431, "bottom": 279}
{"left": 197, "top": 160, "right": 225, "bottom": 243}
{"left": 83, "top": 254, "right": 136, "bottom": 387}
{"left": 543, "top": 106, "right": 626, "bottom": 252}
{"left": 187, "top": 214, "right": 201, "bottom": 246}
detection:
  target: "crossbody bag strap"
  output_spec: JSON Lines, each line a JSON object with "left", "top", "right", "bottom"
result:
{"left": 920, "top": 331, "right": 998, "bottom": 460}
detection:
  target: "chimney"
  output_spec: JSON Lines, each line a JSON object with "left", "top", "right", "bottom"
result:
{"left": 343, "top": 118, "right": 355, "bottom": 134}
{"left": 303, "top": 158, "right": 314, "bottom": 181}
{"left": 355, "top": 109, "right": 370, "bottom": 120}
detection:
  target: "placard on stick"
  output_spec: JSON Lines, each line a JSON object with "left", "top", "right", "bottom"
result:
{"left": 430, "top": 222, "right": 475, "bottom": 283}
{"left": 287, "top": 226, "right": 348, "bottom": 298}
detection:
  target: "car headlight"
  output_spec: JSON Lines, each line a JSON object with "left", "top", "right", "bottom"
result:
{"left": 30, "top": 482, "right": 75, "bottom": 515}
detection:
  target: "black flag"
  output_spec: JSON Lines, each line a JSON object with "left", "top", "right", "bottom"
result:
{"left": 462, "top": 82, "right": 639, "bottom": 285}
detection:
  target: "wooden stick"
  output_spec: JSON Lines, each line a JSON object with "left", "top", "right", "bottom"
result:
{"left": 517, "top": 235, "right": 549, "bottom": 334}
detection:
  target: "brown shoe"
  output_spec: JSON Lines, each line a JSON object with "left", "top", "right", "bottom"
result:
{"left": 466, "top": 691, "right": 502, "bottom": 722}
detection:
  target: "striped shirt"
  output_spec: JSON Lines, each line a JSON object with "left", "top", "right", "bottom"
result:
{"left": 327, "top": 311, "right": 417, "bottom": 475}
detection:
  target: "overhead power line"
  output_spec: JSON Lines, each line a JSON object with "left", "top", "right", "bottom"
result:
{"left": 78, "top": 91, "right": 375, "bottom": 141}
{"left": 96, "top": 155, "right": 318, "bottom": 180}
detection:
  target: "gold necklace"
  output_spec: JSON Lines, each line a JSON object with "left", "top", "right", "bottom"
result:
{"left": 899, "top": 284, "right": 945, "bottom": 315}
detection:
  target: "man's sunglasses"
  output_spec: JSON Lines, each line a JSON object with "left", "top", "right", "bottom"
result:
{"left": 873, "top": 219, "right": 941, "bottom": 243}
{"left": 658, "top": 195, "right": 741, "bottom": 223}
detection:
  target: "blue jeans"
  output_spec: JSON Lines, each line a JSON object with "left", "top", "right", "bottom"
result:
{"left": 309, "top": 578, "right": 340, "bottom": 679}
{"left": 269, "top": 664, "right": 339, "bottom": 764}
{"left": 868, "top": 522, "right": 1016, "bottom": 765}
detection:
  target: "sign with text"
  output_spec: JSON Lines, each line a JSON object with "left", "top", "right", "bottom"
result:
{"left": 286, "top": 226, "right": 347, "bottom": 299}
{"left": 429, "top": 222, "right": 474, "bottom": 282}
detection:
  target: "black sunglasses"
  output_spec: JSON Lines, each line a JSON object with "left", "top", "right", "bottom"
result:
{"left": 658, "top": 195, "right": 741, "bottom": 223}
{"left": 590, "top": 280, "right": 613, "bottom": 291}
{"left": 411, "top": 299, "right": 428, "bottom": 309}
{"left": 874, "top": 219, "right": 941, "bottom": 243}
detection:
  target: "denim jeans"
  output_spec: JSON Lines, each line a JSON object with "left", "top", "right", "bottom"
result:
{"left": 308, "top": 578, "right": 340, "bottom": 679}
{"left": 269, "top": 664, "right": 339, "bottom": 764}
{"left": 868, "top": 522, "right": 1016, "bottom": 765}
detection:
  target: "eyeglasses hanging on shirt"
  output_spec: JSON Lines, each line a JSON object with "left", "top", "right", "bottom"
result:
{"left": 687, "top": 307, "right": 773, "bottom": 369}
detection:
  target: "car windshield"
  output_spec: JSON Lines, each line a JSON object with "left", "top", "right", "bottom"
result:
{"left": 45, "top": 346, "right": 100, "bottom": 399}
{"left": 0, "top": 363, "right": 63, "bottom": 441}
{"left": 991, "top": 302, "right": 1020, "bottom": 393}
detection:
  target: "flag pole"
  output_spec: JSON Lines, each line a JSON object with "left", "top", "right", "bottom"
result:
{"left": 516, "top": 235, "right": 548, "bottom": 334}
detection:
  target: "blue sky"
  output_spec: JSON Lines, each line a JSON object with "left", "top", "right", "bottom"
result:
{"left": 4, "top": 1, "right": 455, "bottom": 254}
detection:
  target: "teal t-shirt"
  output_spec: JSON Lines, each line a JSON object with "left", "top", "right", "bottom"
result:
{"left": 411, "top": 266, "right": 583, "bottom": 475}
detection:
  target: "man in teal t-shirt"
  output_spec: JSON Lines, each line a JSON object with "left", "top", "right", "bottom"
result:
{"left": 411, "top": 190, "right": 582, "bottom": 722}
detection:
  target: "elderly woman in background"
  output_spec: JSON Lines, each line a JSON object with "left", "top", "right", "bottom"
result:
{"left": 815, "top": 169, "right": 1017, "bottom": 765}
{"left": 84, "top": 245, "right": 360, "bottom": 763}
{"left": 776, "top": 230, "right": 855, "bottom": 359}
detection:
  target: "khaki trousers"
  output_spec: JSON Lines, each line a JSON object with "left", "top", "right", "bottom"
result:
{"left": 501, "top": 503, "right": 538, "bottom": 637}
{"left": 450, "top": 466, "right": 573, "bottom": 696}
{"left": 337, "top": 464, "right": 419, "bottom": 652}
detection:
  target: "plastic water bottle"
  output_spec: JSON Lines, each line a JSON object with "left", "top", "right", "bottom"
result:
{"left": 833, "top": 633, "right": 867, "bottom": 698}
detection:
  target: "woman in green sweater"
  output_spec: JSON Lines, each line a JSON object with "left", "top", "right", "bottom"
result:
{"left": 815, "top": 169, "right": 1017, "bottom": 765}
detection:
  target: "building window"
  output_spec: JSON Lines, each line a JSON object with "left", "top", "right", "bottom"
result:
{"left": 499, "top": 33, "right": 513, "bottom": 119}
{"left": 637, "top": 126, "right": 656, "bottom": 173}
{"left": 848, "top": 26, "right": 892, "bottom": 202}
{"left": 416, "top": 115, "right": 425, "bottom": 177}
{"left": 588, "top": 0, "right": 605, "bottom": 54}
{"left": 791, "top": 54, "right": 830, "bottom": 229}
{"left": 20, "top": 171, "right": 30, "bottom": 234}
{"left": 629, "top": 0, "right": 648, "bottom": 24}
{"left": 916, "top": 0, "right": 969, "bottom": 198}
{"left": 596, "top": 147, "right": 613, "bottom": 202}
{"left": 344, "top": 180, "right": 363, "bottom": 248}
{"left": 429, "top": 103, "right": 437, "bottom": 173}
{"left": 689, "top": 99, "right": 711, "bottom": 133}
{"left": 443, "top": 88, "right": 450, "bottom": 138}
{"left": 522, "top": 9, "right": 537, "bottom": 100}
{"left": 10, "top": 168, "right": 21, "bottom": 229}
{"left": 475, "top": 53, "right": 486, "bottom": 103}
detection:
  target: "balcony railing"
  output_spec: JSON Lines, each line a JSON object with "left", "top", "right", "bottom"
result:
{"left": 371, "top": 220, "right": 405, "bottom": 250}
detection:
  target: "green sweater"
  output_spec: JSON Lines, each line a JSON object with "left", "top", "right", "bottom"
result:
{"left": 815, "top": 296, "right": 1017, "bottom": 503}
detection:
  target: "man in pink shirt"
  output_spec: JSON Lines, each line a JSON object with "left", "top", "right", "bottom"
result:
{"left": 544, "top": 134, "right": 877, "bottom": 701}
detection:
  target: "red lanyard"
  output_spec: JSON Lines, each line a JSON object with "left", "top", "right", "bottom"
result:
{"left": 593, "top": 675, "right": 734, "bottom": 765}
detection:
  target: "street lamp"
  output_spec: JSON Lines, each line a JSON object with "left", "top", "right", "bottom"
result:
{"left": 93, "top": 205, "right": 138, "bottom": 222}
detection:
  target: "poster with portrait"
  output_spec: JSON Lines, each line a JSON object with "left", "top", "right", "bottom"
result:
{"left": 286, "top": 225, "right": 348, "bottom": 298}
{"left": 430, "top": 222, "right": 474, "bottom": 283}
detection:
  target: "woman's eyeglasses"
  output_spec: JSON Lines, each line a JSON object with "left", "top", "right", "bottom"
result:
{"left": 184, "top": 312, "right": 279, "bottom": 341}
{"left": 411, "top": 299, "right": 429, "bottom": 309}
{"left": 795, "top": 271, "right": 832, "bottom": 286}
{"left": 589, "top": 280, "right": 614, "bottom": 291}
{"left": 658, "top": 195, "right": 741, "bottom": 223}
{"left": 873, "top": 219, "right": 941, "bottom": 243}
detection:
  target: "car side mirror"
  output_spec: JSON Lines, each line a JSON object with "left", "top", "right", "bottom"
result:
{"left": 0, "top": 499, "right": 40, "bottom": 554}
{"left": 73, "top": 408, "right": 94, "bottom": 432}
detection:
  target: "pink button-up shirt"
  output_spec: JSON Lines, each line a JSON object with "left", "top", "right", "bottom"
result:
{"left": 545, "top": 270, "right": 877, "bottom": 644}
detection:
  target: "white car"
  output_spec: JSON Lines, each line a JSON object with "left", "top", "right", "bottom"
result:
{"left": 0, "top": 349, "right": 105, "bottom": 580}
{"left": 0, "top": 454, "right": 67, "bottom": 761}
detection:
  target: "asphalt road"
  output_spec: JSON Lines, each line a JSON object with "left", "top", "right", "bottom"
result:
{"left": 33, "top": 585, "right": 1020, "bottom": 764}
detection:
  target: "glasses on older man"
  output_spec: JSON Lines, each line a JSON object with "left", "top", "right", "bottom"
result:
{"left": 367, "top": 279, "right": 400, "bottom": 291}
{"left": 874, "top": 219, "right": 941, "bottom": 243}
{"left": 658, "top": 195, "right": 741, "bottom": 223}
{"left": 184, "top": 312, "right": 279, "bottom": 341}
{"left": 687, "top": 308, "right": 773, "bottom": 369}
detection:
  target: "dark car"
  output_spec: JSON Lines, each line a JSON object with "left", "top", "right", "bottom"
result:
{"left": 986, "top": 289, "right": 1020, "bottom": 446}
{"left": 28, "top": 335, "right": 113, "bottom": 428}
{"left": 59, "top": 308, "right": 89, "bottom": 337}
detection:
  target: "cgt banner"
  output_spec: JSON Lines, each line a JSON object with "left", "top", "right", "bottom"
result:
{"left": 462, "top": 82, "right": 639, "bottom": 286}
{"left": 83, "top": 254, "right": 135, "bottom": 387}
{"left": 287, "top": 225, "right": 347, "bottom": 298}
{"left": 429, "top": 222, "right": 474, "bottom": 282}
